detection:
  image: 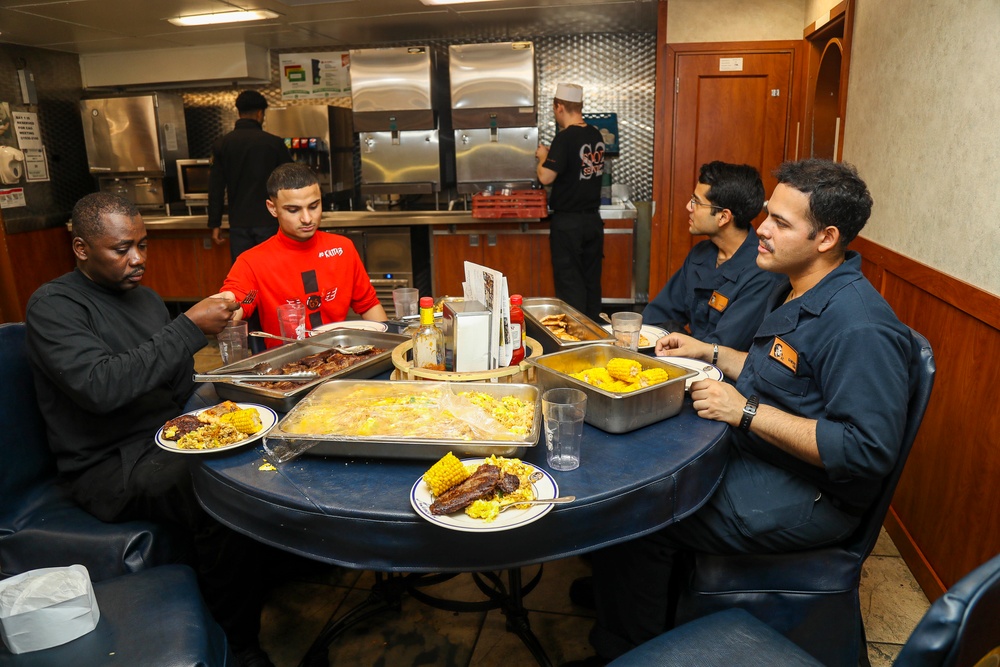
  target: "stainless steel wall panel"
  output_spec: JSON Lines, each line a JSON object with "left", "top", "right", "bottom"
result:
{"left": 80, "top": 96, "right": 162, "bottom": 174}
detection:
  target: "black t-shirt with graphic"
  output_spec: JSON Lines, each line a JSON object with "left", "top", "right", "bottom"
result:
{"left": 543, "top": 124, "right": 605, "bottom": 213}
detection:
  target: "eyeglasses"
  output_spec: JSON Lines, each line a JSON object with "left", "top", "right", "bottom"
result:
{"left": 689, "top": 195, "right": 723, "bottom": 213}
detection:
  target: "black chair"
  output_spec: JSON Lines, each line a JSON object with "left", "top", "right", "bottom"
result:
{"left": 673, "top": 329, "right": 935, "bottom": 667}
{"left": 0, "top": 564, "right": 231, "bottom": 667}
{"left": 0, "top": 322, "right": 180, "bottom": 580}
{"left": 608, "top": 550, "right": 1000, "bottom": 667}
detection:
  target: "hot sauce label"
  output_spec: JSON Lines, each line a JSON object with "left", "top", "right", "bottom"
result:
{"left": 769, "top": 336, "right": 798, "bottom": 373}
{"left": 708, "top": 291, "right": 730, "bottom": 313}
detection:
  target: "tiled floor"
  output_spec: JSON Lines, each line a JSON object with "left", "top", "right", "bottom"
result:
{"left": 192, "top": 343, "right": 931, "bottom": 666}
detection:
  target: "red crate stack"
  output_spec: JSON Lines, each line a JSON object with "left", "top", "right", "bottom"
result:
{"left": 472, "top": 190, "right": 548, "bottom": 219}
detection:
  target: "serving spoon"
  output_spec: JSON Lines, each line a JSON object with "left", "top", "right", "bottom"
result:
{"left": 249, "top": 331, "right": 375, "bottom": 354}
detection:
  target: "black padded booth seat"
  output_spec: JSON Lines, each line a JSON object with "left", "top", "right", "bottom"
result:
{"left": 0, "top": 564, "right": 231, "bottom": 667}
{"left": 0, "top": 323, "right": 180, "bottom": 581}
{"left": 673, "top": 329, "right": 936, "bottom": 667}
{"left": 608, "top": 551, "right": 1000, "bottom": 667}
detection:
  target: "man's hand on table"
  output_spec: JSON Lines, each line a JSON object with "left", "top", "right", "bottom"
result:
{"left": 186, "top": 292, "right": 240, "bottom": 335}
{"left": 689, "top": 379, "right": 745, "bottom": 428}
{"left": 654, "top": 331, "right": 712, "bottom": 361}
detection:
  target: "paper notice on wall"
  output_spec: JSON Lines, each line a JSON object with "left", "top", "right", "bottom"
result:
{"left": 11, "top": 111, "right": 42, "bottom": 150}
{"left": 23, "top": 147, "right": 49, "bottom": 182}
{"left": 279, "top": 52, "right": 351, "bottom": 100}
{"left": 0, "top": 187, "right": 26, "bottom": 208}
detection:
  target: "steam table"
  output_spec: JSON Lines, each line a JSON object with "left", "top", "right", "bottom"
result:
{"left": 192, "top": 400, "right": 729, "bottom": 666}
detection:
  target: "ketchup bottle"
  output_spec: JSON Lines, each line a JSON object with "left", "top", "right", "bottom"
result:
{"left": 509, "top": 294, "right": 526, "bottom": 366}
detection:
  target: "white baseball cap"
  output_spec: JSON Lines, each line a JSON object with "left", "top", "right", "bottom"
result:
{"left": 554, "top": 83, "right": 583, "bottom": 103}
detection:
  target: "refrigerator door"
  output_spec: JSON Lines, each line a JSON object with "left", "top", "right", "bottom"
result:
{"left": 81, "top": 96, "right": 161, "bottom": 173}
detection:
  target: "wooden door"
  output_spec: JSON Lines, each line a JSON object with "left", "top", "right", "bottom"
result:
{"left": 431, "top": 228, "right": 483, "bottom": 298}
{"left": 665, "top": 48, "right": 795, "bottom": 278}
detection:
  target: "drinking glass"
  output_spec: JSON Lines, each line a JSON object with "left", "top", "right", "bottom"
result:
{"left": 542, "top": 388, "right": 587, "bottom": 471}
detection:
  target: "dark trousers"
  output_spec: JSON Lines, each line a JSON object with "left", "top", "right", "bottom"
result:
{"left": 549, "top": 211, "right": 605, "bottom": 321}
{"left": 588, "top": 449, "right": 860, "bottom": 660}
{"left": 229, "top": 224, "right": 277, "bottom": 263}
{"left": 68, "top": 442, "right": 268, "bottom": 652}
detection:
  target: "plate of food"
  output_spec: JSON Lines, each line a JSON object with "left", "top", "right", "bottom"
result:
{"left": 410, "top": 454, "right": 559, "bottom": 533}
{"left": 311, "top": 320, "right": 388, "bottom": 334}
{"left": 156, "top": 401, "right": 277, "bottom": 454}
{"left": 656, "top": 356, "right": 724, "bottom": 389}
{"left": 601, "top": 324, "right": 669, "bottom": 350}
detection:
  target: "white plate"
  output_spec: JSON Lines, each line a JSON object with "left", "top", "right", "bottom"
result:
{"left": 410, "top": 458, "right": 559, "bottom": 533}
{"left": 311, "top": 320, "right": 388, "bottom": 333}
{"left": 601, "top": 324, "right": 670, "bottom": 350}
{"left": 155, "top": 402, "right": 278, "bottom": 454}
{"left": 659, "top": 356, "right": 724, "bottom": 390}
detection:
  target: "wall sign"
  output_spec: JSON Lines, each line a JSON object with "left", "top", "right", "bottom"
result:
{"left": 279, "top": 52, "right": 351, "bottom": 100}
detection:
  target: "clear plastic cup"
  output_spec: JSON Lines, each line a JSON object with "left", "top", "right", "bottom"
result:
{"left": 276, "top": 303, "right": 306, "bottom": 340}
{"left": 611, "top": 311, "right": 643, "bottom": 352}
{"left": 392, "top": 287, "right": 420, "bottom": 319}
{"left": 542, "top": 388, "right": 587, "bottom": 471}
{"left": 217, "top": 320, "right": 249, "bottom": 364}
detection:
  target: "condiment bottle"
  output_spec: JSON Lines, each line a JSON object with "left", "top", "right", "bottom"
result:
{"left": 509, "top": 294, "right": 526, "bottom": 366}
{"left": 412, "top": 296, "right": 445, "bottom": 371}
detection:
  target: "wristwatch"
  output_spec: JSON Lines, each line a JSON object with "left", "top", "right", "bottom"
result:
{"left": 739, "top": 394, "right": 759, "bottom": 432}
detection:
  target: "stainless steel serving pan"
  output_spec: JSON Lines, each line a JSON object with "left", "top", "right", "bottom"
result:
{"left": 207, "top": 330, "right": 407, "bottom": 412}
{"left": 528, "top": 344, "right": 695, "bottom": 434}
{"left": 266, "top": 380, "right": 540, "bottom": 460}
{"left": 522, "top": 297, "right": 615, "bottom": 354}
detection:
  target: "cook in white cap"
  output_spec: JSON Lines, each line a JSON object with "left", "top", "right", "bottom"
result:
{"left": 535, "top": 83, "right": 607, "bottom": 321}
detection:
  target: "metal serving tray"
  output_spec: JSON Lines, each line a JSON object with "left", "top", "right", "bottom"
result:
{"left": 208, "top": 330, "right": 407, "bottom": 412}
{"left": 522, "top": 297, "right": 615, "bottom": 354}
{"left": 266, "top": 380, "right": 540, "bottom": 460}
{"left": 528, "top": 344, "right": 696, "bottom": 434}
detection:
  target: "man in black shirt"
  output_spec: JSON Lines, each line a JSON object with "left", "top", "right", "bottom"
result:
{"left": 208, "top": 90, "right": 292, "bottom": 262}
{"left": 535, "top": 82, "right": 606, "bottom": 321}
{"left": 27, "top": 193, "right": 276, "bottom": 667}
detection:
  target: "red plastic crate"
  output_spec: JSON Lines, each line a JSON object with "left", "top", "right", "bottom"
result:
{"left": 472, "top": 190, "right": 548, "bottom": 219}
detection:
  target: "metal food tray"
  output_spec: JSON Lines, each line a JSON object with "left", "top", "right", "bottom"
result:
{"left": 522, "top": 297, "right": 615, "bottom": 354}
{"left": 266, "top": 380, "right": 541, "bottom": 460}
{"left": 527, "top": 344, "right": 696, "bottom": 434}
{"left": 208, "top": 330, "right": 408, "bottom": 411}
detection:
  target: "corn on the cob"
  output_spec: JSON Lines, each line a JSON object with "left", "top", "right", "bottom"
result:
{"left": 423, "top": 451, "right": 470, "bottom": 496}
{"left": 219, "top": 408, "right": 263, "bottom": 434}
{"left": 639, "top": 368, "right": 670, "bottom": 387}
{"left": 604, "top": 379, "right": 639, "bottom": 393}
{"left": 607, "top": 358, "right": 643, "bottom": 382}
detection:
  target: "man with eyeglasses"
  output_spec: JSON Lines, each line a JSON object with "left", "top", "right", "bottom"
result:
{"left": 643, "top": 161, "right": 779, "bottom": 351}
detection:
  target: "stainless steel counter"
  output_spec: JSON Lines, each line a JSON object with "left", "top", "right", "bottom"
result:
{"left": 139, "top": 203, "right": 635, "bottom": 231}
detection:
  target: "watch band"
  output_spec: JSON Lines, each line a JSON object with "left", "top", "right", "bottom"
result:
{"left": 739, "top": 394, "right": 759, "bottom": 432}
{"left": 712, "top": 344, "right": 719, "bottom": 366}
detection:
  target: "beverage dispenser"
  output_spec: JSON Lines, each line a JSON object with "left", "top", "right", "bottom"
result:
{"left": 449, "top": 42, "right": 538, "bottom": 194}
{"left": 349, "top": 46, "right": 451, "bottom": 206}
{"left": 79, "top": 93, "right": 188, "bottom": 213}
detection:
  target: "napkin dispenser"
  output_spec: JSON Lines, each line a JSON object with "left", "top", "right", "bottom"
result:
{"left": 0, "top": 564, "right": 100, "bottom": 654}
{"left": 442, "top": 299, "right": 491, "bottom": 372}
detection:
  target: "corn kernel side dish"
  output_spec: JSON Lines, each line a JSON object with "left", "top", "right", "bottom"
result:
{"left": 423, "top": 451, "right": 470, "bottom": 496}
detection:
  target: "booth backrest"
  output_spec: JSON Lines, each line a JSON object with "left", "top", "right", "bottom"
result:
{"left": 0, "top": 323, "right": 57, "bottom": 499}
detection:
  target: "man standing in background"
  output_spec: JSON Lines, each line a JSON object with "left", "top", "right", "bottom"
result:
{"left": 208, "top": 90, "right": 292, "bottom": 262}
{"left": 536, "top": 83, "right": 606, "bottom": 321}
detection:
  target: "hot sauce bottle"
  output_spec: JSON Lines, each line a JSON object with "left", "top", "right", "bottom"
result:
{"left": 509, "top": 294, "right": 526, "bottom": 366}
{"left": 412, "top": 296, "right": 445, "bottom": 371}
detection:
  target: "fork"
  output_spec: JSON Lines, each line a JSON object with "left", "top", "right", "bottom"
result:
{"left": 240, "top": 289, "right": 258, "bottom": 305}
{"left": 498, "top": 495, "right": 576, "bottom": 512}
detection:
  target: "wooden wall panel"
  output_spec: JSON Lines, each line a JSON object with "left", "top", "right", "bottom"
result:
{"left": 852, "top": 235, "right": 1000, "bottom": 600}
{"left": 0, "top": 226, "right": 75, "bottom": 322}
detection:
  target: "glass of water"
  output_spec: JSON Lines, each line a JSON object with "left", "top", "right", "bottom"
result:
{"left": 542, "top": 387, "right": 588, "bottom": 471}
{"left": 217, "top": 320, "right": 249, "bottom": 364}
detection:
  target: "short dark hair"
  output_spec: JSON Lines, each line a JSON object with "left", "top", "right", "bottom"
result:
{"left": 235, "top": 90, "right": 268, "bottom": 113}
{"left": 700, "top": 161, "right": 766, "bottom": 230}
{"left": 267, "top": 163, "right": 319, "bottom": 199}
{"left": 72, "top": 192, "right": 139, "bottom": 243}
{"left": 774, "top": 159, "right": 873, "bottom": 247}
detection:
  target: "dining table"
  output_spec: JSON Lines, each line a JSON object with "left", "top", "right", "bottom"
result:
{"left": 191, "top": 395, "right": 730, "bottom": 667}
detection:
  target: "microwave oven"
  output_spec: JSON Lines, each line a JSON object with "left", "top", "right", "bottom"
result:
{"left": 176, "top": 158, "right": 211, "bottom": 202}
